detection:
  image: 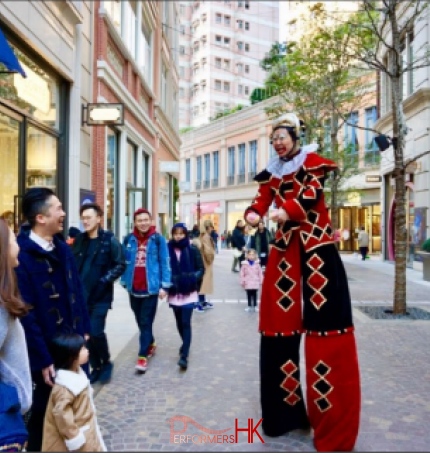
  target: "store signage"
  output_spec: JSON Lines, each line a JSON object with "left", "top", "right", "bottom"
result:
{"left": 159, "top": 161, "right": 180, "bottom": 173}
{"left": 82, "top": 103, "right": 124, "bottom": 126}
{"left": 365, "top": 175, "right": 382, "bottom": 183}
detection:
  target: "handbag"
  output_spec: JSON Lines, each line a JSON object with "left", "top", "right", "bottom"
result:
{"left": 233, "top": 249, "right": 242, "bottom": 258}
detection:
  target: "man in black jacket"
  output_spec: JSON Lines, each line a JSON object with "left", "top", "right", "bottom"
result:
{"left": 73, "top": 203, "right": 125, "bottom": 384}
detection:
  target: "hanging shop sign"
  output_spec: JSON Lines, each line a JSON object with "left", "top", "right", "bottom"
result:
{"left": 82, "top": 103, "right": 124, "bottom": 126}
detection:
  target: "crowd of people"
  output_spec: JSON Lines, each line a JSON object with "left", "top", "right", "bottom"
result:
{"left": 0, "top": 111, "right": 362, "bottom": 453}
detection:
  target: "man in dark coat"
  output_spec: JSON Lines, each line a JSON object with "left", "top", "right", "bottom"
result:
{"left": 15, "top": 187, "right": 91, "bottom": 452}
{"left": 250, "top": 220, "right": 273, "bottom": 268}
{"left": 73, "top": 203, "right": 125, "bottom": 384}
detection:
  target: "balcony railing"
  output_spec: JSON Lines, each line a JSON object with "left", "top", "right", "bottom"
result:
{"left": 195, "top": 181, "right": 201, "bottom": 190}
{"left": 203, "top": 180, "right": 210, "bottom": 189}
{"left": 238, "top": 173, "right": 246, "bottom": 183}
{"left": 211, "top": 178, "right": 219, "bottom": 188}
{"left": 227, "top": 175, "right": 235, "bottom": 185}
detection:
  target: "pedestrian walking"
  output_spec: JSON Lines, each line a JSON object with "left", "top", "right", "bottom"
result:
{"left": 244, "top": 112, "right": 360, "bottom": 452}
{"left": 167, "top": 223, "right": 205, "bottom": 370}
{"left": 15, "top": 187, "right": 91, "bottom": 452}
{"left": 231, "top": 220, "right": 246, "bottom": 272}
{"left": 0, "top": 219, "right": 32, "bottom": 452}
{"left": 357, "top": 226, "right": 369, "bottom": 261}
{"left": 240, "top": 249, "right": 264, "bottom": 313}
{"left": 72, "top": 203, "right": 125, "bottom": 385}
{"left": 42, "top": 333, "right": 106, "bottom": 452}
{"left": 120, "top": 208, "right": 171, "bottom": 374}
{"left": 192, "top": 219, "right": 215, "bottom": 312}
{"left": 211, "top": 228, "right": 219, "bottom": 254}
{"left": 250, "top": 220, "right": 272, "bottom": 268}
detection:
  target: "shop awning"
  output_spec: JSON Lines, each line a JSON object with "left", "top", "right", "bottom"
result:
{"left": 0, "top": 26, "right": 26, "bottom": 77}
{"left": 192, "top": 201, "right": 220, "bottom": 214}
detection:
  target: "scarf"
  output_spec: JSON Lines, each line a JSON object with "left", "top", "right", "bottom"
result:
{"left": 168, "top": 238, "right": 197, "bottom": 296}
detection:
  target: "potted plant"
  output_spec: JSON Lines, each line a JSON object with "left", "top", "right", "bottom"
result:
{"left": 416, "top": 238, "right": 430, "bottom": 281}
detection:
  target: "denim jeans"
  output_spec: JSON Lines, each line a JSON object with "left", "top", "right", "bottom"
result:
{"left": 129, "top": 294, "right": 158, "bottom": 357}
{"left": 87, "top": 303, "right": 111, "bottom": 369}
{"left": 172, "top": 306, "right": 193, "bottom": 358}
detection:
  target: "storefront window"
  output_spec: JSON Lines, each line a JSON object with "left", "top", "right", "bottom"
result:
{"left": 0, "top": 111, "right": 19, "bottom": 232}
{"left": 106, "top": 128, "right": 118, "bottom": 233}
{"left": 26, "top": 125, "right": 57, "bottom": 192}
{"left": 0, "top": 44, "right": 60, "bottom": 130}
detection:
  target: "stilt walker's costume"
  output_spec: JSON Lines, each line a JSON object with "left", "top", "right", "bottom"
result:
{"left": 244, "top": 114, "right": 360, "bottom": 452}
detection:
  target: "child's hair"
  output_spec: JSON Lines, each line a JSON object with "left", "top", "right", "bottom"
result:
{"left": 247, "top": 248, "right": 257, "bottom": 256}
{"left": 50, "top": 333, "right": 85, "bottom": 370}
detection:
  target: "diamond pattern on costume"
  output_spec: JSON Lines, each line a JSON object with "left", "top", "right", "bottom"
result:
{"left": 280, "top": 360, "right": 301, "bottom": 406}
{"left": 306, "top": 254, "right": 328, "bottom": 310}
{"left": 312, "top": 360, "right": 333, "bottom": 413}
{"left": 275, "top": 259, "right": 296, "bottom": 312}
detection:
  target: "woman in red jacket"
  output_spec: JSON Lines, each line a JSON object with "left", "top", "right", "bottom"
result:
{"left": 244, "top": 112, "right": 360, "bottom": 452}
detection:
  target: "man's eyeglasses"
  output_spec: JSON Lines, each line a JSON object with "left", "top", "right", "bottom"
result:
{"left": 271, "top": 135, "right": 287, "bottom": 142}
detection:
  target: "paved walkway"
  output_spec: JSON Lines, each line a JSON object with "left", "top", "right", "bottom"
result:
{"left": 96, "top": 249, "right": 430, "bottom": 451}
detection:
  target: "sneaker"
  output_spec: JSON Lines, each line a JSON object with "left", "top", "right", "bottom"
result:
{"left": 99, "top": 361, "right": 114, "bottom": 385}
{"left": 202, "top": 302, "right": 214, "bottom": 310}
{"left": 89, "top": 368, "right": 101, "bottom": 384}
{"left": 135, "top": 356, "right": 148, "bottom": 373}
{"left": 245, "top": 307, "right": 252, "bottom": 312}
{"left": 147, "top": 343, "right": 157, "bottom": 358}
{"left": 178, "top": 356, "right": 188, "bottom": 370}
{"left": 194, "top": 304, "right": 205, "bottom": 313}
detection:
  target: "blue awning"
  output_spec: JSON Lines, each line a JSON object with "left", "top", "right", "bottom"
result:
{"left": 0, "top": 25, "right": 26, "bottom": 77}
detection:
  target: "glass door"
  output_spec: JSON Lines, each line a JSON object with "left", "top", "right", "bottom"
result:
{"left": 0, "top": 109, "right": 21, "bottom": 233}
{"left": 126, "top": 188, "right": 146, "bottom": 233}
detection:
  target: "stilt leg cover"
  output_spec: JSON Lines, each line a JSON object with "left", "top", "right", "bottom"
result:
{"left": 305, "top": 333, "right": 360, "bottom": 452}
{"left": 260, "top": 335, "right": 310, "bottom": 436}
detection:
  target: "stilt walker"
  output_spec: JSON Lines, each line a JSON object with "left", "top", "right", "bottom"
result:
{"left": 245, "top": 113, "right": 360, "bottom": 452}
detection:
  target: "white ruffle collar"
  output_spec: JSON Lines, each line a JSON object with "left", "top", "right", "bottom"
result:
{"left": 266, "top": 144, "right": 318, "bottom": 178}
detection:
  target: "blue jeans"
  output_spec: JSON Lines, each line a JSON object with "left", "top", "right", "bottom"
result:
{"left": 87, "top": 303, "right": 110, "bottom": 369}
{"left": 172, "top": 306, "right": 193, "bottom": 358}
{"left": 129, "top": 294, "right": 158, "bottom": 357}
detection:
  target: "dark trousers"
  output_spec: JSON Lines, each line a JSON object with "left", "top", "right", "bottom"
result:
{"left": 246, "top": 289, "right": 258, "bottom": 307}
{"left": 87, "top": 303, "right": 111, "bottom": 370}
{"left": 172, "top": 306, "right": 193, "bottom": 358}
{"left": 129, "top": 294, "right": 158, "bottom": 357}
{"left": 26, "top": 373, "right": 51, "bottom": 452}
{"left": 359, "top": 246, "right": 368, "bottom": 260}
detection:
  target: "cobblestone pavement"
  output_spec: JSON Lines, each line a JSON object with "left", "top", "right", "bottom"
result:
{"left": 95, "top": 250, "right": 430, "bottom": 451}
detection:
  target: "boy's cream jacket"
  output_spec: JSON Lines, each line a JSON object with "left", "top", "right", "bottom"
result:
{"left": 42, "top": 368, "right": 106, "bottom": 452}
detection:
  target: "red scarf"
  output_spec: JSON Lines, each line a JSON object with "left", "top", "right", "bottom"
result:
{"left": 132, "top": 226, "right": 156, "bottom": 292}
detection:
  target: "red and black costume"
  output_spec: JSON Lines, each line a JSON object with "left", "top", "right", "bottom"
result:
{"left": 245, "top": 146, "right": 360, "bottom": 452}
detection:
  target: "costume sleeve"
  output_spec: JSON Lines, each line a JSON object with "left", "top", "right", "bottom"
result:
{"left": 159, "top": 236, "right": 172, "bottom": 290}
{"left": 15, "top": 262, "right": 53, "bottom": 371}
{"left": 51, "top": 387, "right": 87, "bottom": 451}
{"left": 281, "top": 168, "right": 325, "bottom": 222}
{"left": 245, "top": 179, "right": 275, "bottom": 220}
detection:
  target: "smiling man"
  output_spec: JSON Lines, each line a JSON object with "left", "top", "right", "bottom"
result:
{"left": 15, "top": 187, "right": 91, "bottom": 451}
{"left": 72, "top": 202, "right": 125, "bottom": 385}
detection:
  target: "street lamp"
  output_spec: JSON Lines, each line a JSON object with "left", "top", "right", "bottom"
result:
{"left": 197, "top": 192, "right": 201, "bottom": 226}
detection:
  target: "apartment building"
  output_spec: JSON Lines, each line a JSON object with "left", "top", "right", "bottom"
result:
{"left": 179, "top": 93, "right": 382, "bottom": 253}
{"left": 0, "top": 1, "right": 93, "bottom": 232}
{"left": 375, "top": 4, "right": 430, "bottom": 264}
{"left": 93, "top": 0, "right": 180, "bottom": 239}
{"left": 178, "top": 0, "right": 279, "bottom": 129}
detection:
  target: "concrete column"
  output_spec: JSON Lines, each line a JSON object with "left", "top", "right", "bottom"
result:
{"left": 118, "top": 130, "right": 128, "bottom": 240}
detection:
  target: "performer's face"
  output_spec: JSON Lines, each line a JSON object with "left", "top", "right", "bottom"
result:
{"left": 272, "top": 127, "right": 295, "bottom": 158}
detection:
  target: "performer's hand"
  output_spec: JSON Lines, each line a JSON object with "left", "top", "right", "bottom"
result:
{"left": 269, "top": 209, "right": 280, "bottom": 222}
{"left": 277, "top": 208, "right": 289, "bottom": 223}
{"left": 246, "top": 211, "right": 260, "bottom": 226}
{"left": 42, "top": 365, "right": 56, "bottom": 387}
{"left": 84, "top": 333, "right": 90, "bottom": 341}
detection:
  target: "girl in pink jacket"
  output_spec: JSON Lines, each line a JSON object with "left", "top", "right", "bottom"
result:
{"left": 240, "top": 249, "right": 264, "bottom": 312}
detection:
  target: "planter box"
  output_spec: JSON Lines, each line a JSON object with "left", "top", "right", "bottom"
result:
{"left": 416, "top": 251, "right": 430, "bottom": 281}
